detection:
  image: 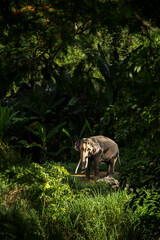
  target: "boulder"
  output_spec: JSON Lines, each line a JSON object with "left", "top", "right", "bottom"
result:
{"left": 96, "top": 176, "right": 119, "bottom": 188}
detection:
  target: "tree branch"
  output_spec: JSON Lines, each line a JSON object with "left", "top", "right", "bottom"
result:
{"left": 132, "top": 10, "right": 160, "bottom": 34}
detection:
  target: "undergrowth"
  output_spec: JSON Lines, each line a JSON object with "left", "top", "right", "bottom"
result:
{"left": 0, "top": 149, "right": 159, "bottom": 240}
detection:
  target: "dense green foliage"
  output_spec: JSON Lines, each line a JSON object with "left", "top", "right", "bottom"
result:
{"left": 0, "top": 149, "right": 160, "bottom": 240}
{"left": 0, "top": 0, "right": 160, "bottom": 239}
{"left": 0, "top": 150, "right": 152, "bottom": 239}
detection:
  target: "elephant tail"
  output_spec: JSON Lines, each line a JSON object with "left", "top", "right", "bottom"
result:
{"left": 117, "top": 154, "right": 121, "bottom": 171}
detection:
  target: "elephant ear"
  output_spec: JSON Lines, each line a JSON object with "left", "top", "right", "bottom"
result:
{"left": 92, "top": 143, "right": 102, "bottom": 155}
{"left": 74, "top": 141, "right": 80, "bottom": 151}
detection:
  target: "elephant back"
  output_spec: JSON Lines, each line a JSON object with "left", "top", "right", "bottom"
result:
{"left": 90, "top": 135, "right": 119, "bottom": 161}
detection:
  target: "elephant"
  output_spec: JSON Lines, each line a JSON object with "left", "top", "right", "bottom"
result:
{"left": 74, "top": 135, "right": 121, "bottom": 179}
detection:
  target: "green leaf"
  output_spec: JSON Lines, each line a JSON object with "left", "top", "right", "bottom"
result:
{"left": 79, "top": 122, "right": 87, "bottom": 139}
{"left": 25, "top": 126, "right": 40, "bottom": 138}
{"left": 67, "top": 97, "right": 79, "bottom": 106}
{"left": 47, "top": 122, "right": 66, "bottom": 140}
{"left": 19, "top": 140, "right": 28, "bottom": 146}
{"left": 19, "top": 139, "right": 42, "bottom": 148}
{"left": 62, "top": 128, "right": 72, "bottom": 139}
{"left": 85, "top": 119, "right": 93, "bottom": 135}
{"left": 55, "top": 146, "right": 70, "bottom": 156}
{"left": 27, "top": 143, "right": 43, "bottom": 148}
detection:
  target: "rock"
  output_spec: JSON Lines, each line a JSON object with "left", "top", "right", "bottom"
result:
{"left": 96, "top": 176, "right": 119, "bottom": 188}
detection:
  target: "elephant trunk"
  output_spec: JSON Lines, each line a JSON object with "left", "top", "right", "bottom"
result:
{"left": 85, "top": 157, "right": 88, "bottom": 169}
{"left": 81, "top": 157, "right": 88, "bottom": 170}
{"left": 81, "top": 149, "right": 89, "bottom": 170}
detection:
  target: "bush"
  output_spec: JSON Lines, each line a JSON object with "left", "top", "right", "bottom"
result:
{"left": 0, "top": 203, "right": 45, "bottom": 240}
{"left": 130, "top": 188, "right": 160, "bottom": 240}
{"left": 0, "top": 160, "right": 75, "bottom": 240}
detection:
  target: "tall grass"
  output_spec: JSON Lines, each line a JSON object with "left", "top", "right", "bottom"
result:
{"left": 58, "top": 190, "right": 136, "bottom": 240}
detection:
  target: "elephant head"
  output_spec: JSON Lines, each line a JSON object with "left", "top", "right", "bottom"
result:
{"left": 74, "top": 138, "right": 102, "bottom": 173}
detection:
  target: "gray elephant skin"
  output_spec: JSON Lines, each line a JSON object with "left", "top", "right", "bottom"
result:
{"left": 74, "top": 135, "right": 121, "bottom": 179}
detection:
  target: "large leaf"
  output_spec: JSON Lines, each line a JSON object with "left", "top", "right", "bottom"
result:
{"left": 47, "top": 122, "right": 66, "bottom": 140}
{"left": 25, "top": 122, "right": 47, "bottom": 144}
{"left": 79, "top": 122, "right": 87, "bottom": 139}
{"left": 19, "top": 140, "right": 43, "bottom": 149}
{"left": 85, "top": 119, "right": 93, "bottom": 135}
{"left": 97, "top": 44, "right": 111, "bottom": 80}
{"left": 67, "top": 97, "right": 79, "bottom": 107}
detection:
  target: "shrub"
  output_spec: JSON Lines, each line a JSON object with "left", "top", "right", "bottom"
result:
{"left": 0, "top": 203, "right": 45, "bottom": 240}
{"left": 0, "top": 161, "right": 75, "bottom": 240}
{"left": 130, "top": 188, "right": 160, "bottom": 240}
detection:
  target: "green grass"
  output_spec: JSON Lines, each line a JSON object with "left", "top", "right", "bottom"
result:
{"left": 58, "top": 190, "right": 137, "bottom": 240}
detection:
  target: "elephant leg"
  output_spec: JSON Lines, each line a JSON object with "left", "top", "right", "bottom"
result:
{"left": 110, "top": 157, "right": 117, "bottom": 174}
{"left": 94, "top": 156, "right": 100, "bottom": 178}
{"left": 110, "top": 162, "right": 114, "bottom": 175}
{"left": 86, "top": 158, "right": 92, "bottom": 180}
{"left": 107, "top": 163, "right": 111, "bottom": 176}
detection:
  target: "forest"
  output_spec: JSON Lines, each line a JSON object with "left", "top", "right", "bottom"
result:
{"left": 0, "top": 0, "right": 160, "bottom": 239}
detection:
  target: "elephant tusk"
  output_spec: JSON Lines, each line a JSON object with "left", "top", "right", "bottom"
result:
{"left": 85, "top": 157, "right": 88, "bottom": 169}
{"left": 75, "top": 159, "right": 81, "bottom": 174}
